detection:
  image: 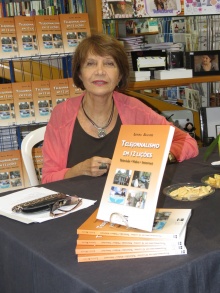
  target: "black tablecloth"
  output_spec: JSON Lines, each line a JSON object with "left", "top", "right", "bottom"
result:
{"left": 1, "top": 148, "right": 220, "bottom": 293}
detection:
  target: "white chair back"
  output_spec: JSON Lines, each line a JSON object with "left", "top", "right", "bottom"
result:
{"left": 21, "top": 126, "right": 46, "bottom": 186}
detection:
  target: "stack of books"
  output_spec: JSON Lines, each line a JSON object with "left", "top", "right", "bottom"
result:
{"left": 75, "top": 208, "right": 191, "bottom": 262}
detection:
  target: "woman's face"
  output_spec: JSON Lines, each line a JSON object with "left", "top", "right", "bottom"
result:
{"left": 79, "top": 53, "right": 121, "bottom": 97}
{"left": 202, "top": 55, "right": 211, "bottom": 65}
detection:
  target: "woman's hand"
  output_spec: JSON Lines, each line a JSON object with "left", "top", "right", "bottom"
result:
{"left": 64, "top": 156, "right": 111, "bottom": 179}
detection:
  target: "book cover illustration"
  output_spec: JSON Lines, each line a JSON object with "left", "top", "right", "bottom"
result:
{"left": 14, "top": 16, "right": 40, "bottom": 58}
{"left": 102, "top": 0, "right": 135, "bottom": 19}
{"left": 0, "top": 17, "right": 19, "bottom": 58}
{"left": 184, "top": 0, "right": 220, "bottom": 15}
{"left": 0, "top": 150, "right": 25, "bottom": 193}
{"left": 34, "top": 14, "right": 64, "bottom": 55}
{"left": 0, "top": 83, "right": 16, "bottom": 126}
{"left": 145, "top": 0, "right": 181, "bottom": 16}
{"left": 78, "top": 208, "right": 191, "bottom": 239}
{"left": 59, "top": 13, "right": 91, "bottom": 54}
{"left": 97, "top": 125, "right": 175, "bottom": 232}
{"left": 12, "top": 81, "right": 35, "bottom": 125}
{"left": 31, "top": 80, "right": 52, "bottom": 123}
{"left": 49, "top": 78, "right": 71, "bottom": 107}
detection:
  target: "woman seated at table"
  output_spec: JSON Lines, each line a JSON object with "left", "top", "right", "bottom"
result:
{"left": 42, "top": 34, "right": 198, "bottom": 184}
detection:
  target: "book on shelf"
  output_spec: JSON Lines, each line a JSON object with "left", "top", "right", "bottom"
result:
{"left": 31, "top": 80, "right": 52, "bottom": 123}
{"left": 185, "top": 88, "right": 200, "bottom": 112}
{"left": 102, "top": 0, "right": 135, "bottom": 19}
{"left": 59, "top": 13, "right": 91, "bottom": 54}
{"left": 0, "top": 17, "right": 19, "bottom": 59}
{"left": 33, "top": 147, "right": 43, "bottom": 185}
{"left": 14, "top": 16, "right": 40, "bottom": 57}
{"left": 154, "top": 69, "right": 193, "bottom": 80}
{"left": 34, "top": 14, "right": 64, "bottom": 55}
{"left": 12, "top": 81, "right": 35, "bottom": 125}
{"left": 145, "top": 0, "right": 181, "bottom": 17}
{"left": 77, "top": 208, "right": 191, "bottom": 240}
{"left": 49, "top": 78, "right": 71, "bottom": 108}
{"left": 77, "top": 247, "right": 187, "bottom": 262}
{"left": 97, "top": 125, "right": 175, "bottom": 232}
{"left": 67, "top": 77, "right": 84, "bottom": 98}
{"left": 0, "top": 150, "right": 25, "bottom": 193}
{"left": 0, "top": 83, "right": 16, "bottom": 126}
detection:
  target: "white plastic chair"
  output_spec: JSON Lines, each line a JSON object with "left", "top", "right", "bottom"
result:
{"left": 21, "top": 126, "right": 47, "bottom": 186}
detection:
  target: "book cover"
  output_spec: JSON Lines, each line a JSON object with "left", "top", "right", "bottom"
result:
{"left": 77, "top": 248, "right": 187, "bottom": 262}
{"left": 0, "top": 17, "right": 19, "bottom": 58}
{"left": 14, "top": 15, "right": 40, "bottom": 57}
{"left": 0, "top": 83, "right": 16, "bottom": 126}
{"left": 77, "top": 226, "right": 186, "bottom": 246}
{"left": 97, "top": 125, "right": 175, "bottom": 232}
{"left": 12, "top": 81, "right": 35, "bottom": 125}
{"left": 184, "top": 0, "right": 220, "bottom": 15}
{"left": 31, "top": 80, "right": 52, "bottom": 123}
{"left": 49, "top": 78, "right": 71, "bottom": 108}
{"left": 102, "top": 0, "right": 135, "bottom": 19}
{"left": 34, "top": 14, "right": 64, "bottom": 55}
{"left": 145, "top": 0, "right": 181, "bottom": 16}
{"left": 0, "top": 150, "right": 25, "bottom": 193}
{"left": 32, "top": 147, "right": 43, "bottom": 184}
{"left": 77, "top": 208, "right": 191, "bottom": 239}
{"left": 59, "top": 13, "right": 91, "bottom": 54}
{"left": 67, "top": 77, "right": 84, "bottom": 98}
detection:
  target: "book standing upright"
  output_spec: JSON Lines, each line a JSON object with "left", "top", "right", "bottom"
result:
{"left": 49, "top": 78, "right": 71, "bottom": 108}
{"left": 0, "top": 150, "right": 25, "bottom": 193}
{"left": 31, "top": 80, "right": 52, "bottom": 123}
{"left": 97, "top": 125, "right": 175, "bottom": 232}
{"left": 59, "top": 13, "right": 91, "bottom": 54}
{"left": 34, "top": 14, "right": 64, "bottom": 55}
{"left": 0, "top": 83, "right": 16, "bottom": 126}
{"left": 14, "top": 16, "right": 40, "bottom": 58}
{"left": 12, "top": 81, "right": 35, "bottom": 125}
{"left": 0, "top": 17, "right": 19, "bottom": 58}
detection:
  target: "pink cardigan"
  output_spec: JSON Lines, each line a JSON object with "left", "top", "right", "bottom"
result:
{"left": 42, "top": 91, "right": 198, "bottom": 183}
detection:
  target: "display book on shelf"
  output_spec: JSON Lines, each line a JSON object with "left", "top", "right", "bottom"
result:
{"left": 0, "top": 17, "right": 19, "bottom": 59}
{"left": 0, "top": 150, "right": 25, "bottom": 193}
{"left": 59, "top": 13, "right": 91, "bottom": 54}
{"left": 75, "top": 124, "right": 191, "bottom": 262}
{"left": 0, "top": 78, "right": 83, "bottom": 126}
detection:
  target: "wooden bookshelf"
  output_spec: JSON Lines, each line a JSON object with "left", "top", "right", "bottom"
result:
{"left": 125, "top": 89, "right": 202, "bottom": 143}
{"left": 128, "top": 75, "right": 220, "bottom": 90}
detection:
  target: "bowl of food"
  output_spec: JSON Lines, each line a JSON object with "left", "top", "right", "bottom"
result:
{"left": 163, "top": 182, "right": 215, "bottom": 201}
{"left": 201, "top": 174, "right": 220, "bottom": 189}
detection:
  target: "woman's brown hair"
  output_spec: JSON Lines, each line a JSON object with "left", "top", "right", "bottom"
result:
{"left": 72, "top": 34, "right": 130, "bottom": 91}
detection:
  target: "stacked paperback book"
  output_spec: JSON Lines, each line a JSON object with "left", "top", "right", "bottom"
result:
{"left": 76, "top": 208, "right": 191, "bottom": 262}
{"left": 75, "top": 125, "right": 191, "bottom": 262}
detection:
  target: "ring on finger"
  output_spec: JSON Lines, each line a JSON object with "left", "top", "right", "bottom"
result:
{"left": 99, "top": 163, "right": 108, "bottom": 170}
